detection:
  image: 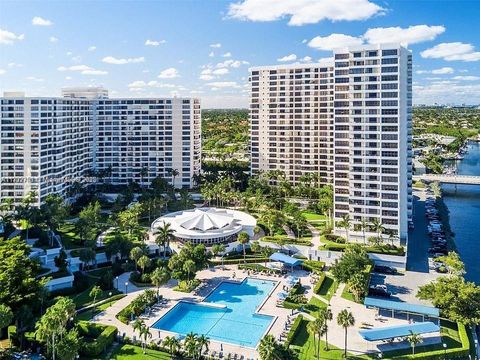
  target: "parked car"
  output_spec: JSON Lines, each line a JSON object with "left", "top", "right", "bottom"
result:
{"left": 374, "top": 265, "right": 397, "bottom": 275}
{"left": 368, "top": 285, "right": 391, "bottom": 298}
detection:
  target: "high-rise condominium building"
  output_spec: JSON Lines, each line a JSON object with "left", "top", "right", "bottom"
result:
{"left": 250, "top": 64, "right": 334, "bottom": 185}
{"left": 249, "top": 44, "right": 412, "bottom": 243}
{"left": 0, "top": 90, "right": 201, "bottom": 206}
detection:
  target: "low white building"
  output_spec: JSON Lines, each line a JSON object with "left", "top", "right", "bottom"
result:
{"left": 151, "top": 207, "right": 256, "bottom": 246}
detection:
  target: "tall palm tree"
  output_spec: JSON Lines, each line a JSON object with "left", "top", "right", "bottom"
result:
{"left": 184, "top": 332, "right": 198, "bottom": 359}
{"left": 337, "top": 309, "right": 355, "bottom": 358}
{"left": 339, "top": 214, "right": 351, "bottom": 243}
{"left": 168, "top": 168, "right": 180, "bottom": 188}
{"left": 150, "top": 267, "right": 171, "bottom": 302}
{"left": 258, "top": 334, "right": 279, "bottom": 360}
{"left": 163, "top": 336, "right": 180, "bottom": 359}
{"left": 139, "top": 323, "right": 152, "bottom": 354}
{"left": 132, "top": 319, "right": 145, "bottom": 340}
{"left": 154, "top": 222, "right": 175, "bottom": 259}
{"left": 196, "top": 334, "right": 210, "bottom": 359}
{"left": 371, "top": 218, "right": 384, "bottom": 245}
{"left": 237, "top": 232, "right": 250, "bottom": 263}
{"left": 321, "top": 307, "right": 333, "bottom": 351}
{"left": 359, "top": 218, "right": 369, "bottom": 245}
{"left": 406, "top": 332, "right": 423, "bottom": 355}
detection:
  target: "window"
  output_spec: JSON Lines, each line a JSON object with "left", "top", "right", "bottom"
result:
{"left": 382, "top": 49, "right": 398, "bottom": 56}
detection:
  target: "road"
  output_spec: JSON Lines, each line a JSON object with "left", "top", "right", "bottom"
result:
{"left": 406, "top": 190, "right": 430, "bottom": 273}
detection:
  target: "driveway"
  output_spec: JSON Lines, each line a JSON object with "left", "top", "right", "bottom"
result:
{"left": 406, "top": 190, "right": 430, "bottom": 272}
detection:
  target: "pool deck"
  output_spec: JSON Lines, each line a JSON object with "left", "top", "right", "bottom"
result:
{"left": 92, "top": 266, "right": 309, "bottom": 359}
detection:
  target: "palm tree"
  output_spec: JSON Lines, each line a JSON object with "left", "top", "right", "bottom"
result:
{"left": 406, "top": 332, "right": 423, "bottom": 355}
{"left": 359, "top": 218, "right": 369, "bottom": 245}
{"left": 168, "top": 168, "right": 180, "bottom": 188}
{"left": 130, "top": 246, "right": 144, "bottom": 271}
{"left": 196, "top": 334, "right": 210, "bottom": 359}
{"left": 132, "top": 319, "right": 145, "bottom": 340}
{"left": 337, "top": 309, "right": 355, "bottom": 358}
{"left": 137, "top": 255, "right": 151, "bottom": 274}
{"left": 321, "top": 307, "right": 333, "bottom": 351}
{"left": 237, "top": 232, "right": 250, "bottom": 263}
{"left": 261, "top": 246, "right": 273, "bottom": 267}
{"left": 183, "top": 259, "right": 196, "bottom": 282}
{"left": 371, "top": 218, "right": 384, "bottom": 245}
{"left": 139, "top": 166, "right": 149, "bottom": 189}
{"left": 150, "top": 267, "right": 171, "bottom": 302}
{"left": 308, "top": 318, "right": 327, "bottom": 359}
{"left": 154, "top": 222, "right": 174, "bottom": 259}
{"left": 338, "top": 214, "right": 351, "bottom": 243}
{"left": 139, "top": 323, "right": 152, "bottom": 354}
{"left": 258, "top": 334, "right": 279, "bottom": 360}
{"left": 184, "top": 332, "right": 198, "bottom": 359}
{"left": 163, "top": 335, "right": 180, "bottom": 359}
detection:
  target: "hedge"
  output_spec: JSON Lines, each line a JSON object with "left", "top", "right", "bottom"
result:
{"left": 209, "top": 257, "right": 270, "bottom": 265}
{"left": 78, "top": 321, "right": 118, "bottom": 357}
{"left": 285, "top": 315, "right": 303, "bottom": 346}
{"left": 313, "top": 272, "right": 326, "bottom": 295}
{"left": 302, "top": 260, "right": 325, "bottom": 273}
{"left": 238, "top": 264, "right": 281, "bottom": 273}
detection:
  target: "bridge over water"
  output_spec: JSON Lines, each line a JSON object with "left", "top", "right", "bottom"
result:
{"left": 414, "top": 174, "right": 480, "bottom": 185}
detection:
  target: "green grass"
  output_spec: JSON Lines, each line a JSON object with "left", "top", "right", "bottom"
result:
{"left": 302, "top": 295, "right": 327, "bottom": 316}
{"left": 57, "top": 223, "right": 82, "bottom": 249}
{"left": 318, "top": 236, "right": 405, "bottom": 256}
{"left": 76, "top": 294, "right": 126, "bottom": 321}
{"left": 173, "top": 279, "right": 201, "bottom": 293}
{"left": 70, "top": 285, "right": 121, "bottom": 309}
{"left": 290, "top": 318, "right": 367, "bottom": 360}
{"left": 317, "top": 275, "right": 337, "bottom": 300}
{"left": 108, "top": 344, "right": 171, "bottom": 359}
{"left": 262, "top": 235, "right": 313, "bottom": 246}
{"left": 341, "top": 285, "right": 356, "bottom": 303}
{"left": 301, "top": 212, "right": 327, "bottom": 221}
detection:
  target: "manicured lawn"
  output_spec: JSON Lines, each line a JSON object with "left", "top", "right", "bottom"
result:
{"left": 108, "top": 344, "right": 171, "bottom": 359}
{"left": 318, "top": 236, "right": 405, "bottom": 256}
{"left": 301, "top": 212, "right": 327, "bottom": 221}
{"left": 290, "top": 318, "right": 368, "bottom": 359}
{"left": 317, "top": 275, "right": 337, "bottom": 301}
{"left": 76, "top": 294, "right": 126, "bottom": 321}
{"left": 303, "top": 295, "right": 327, "bottom": 316}
{"left": 262, "top": 235, "right": 313, "bottom": 246}
{"left": 57, "top": 223, "right": 82, "bottom": 249}
{"left": 340, "top": 285, "right": 356, "bottom": 303}
{"left": 70, "top": 284, "right": 121, "bottom": 309}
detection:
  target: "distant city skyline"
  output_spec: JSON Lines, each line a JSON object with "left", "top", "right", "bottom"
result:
{"left": 0, "top": 0, "right": 479, "bottom": 107}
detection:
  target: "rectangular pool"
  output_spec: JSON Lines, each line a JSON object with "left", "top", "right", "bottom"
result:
{"left": 151, "top": 278, "right": 277, "bottom": 348}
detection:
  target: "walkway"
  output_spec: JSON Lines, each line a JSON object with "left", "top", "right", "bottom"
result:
{"left": 307, "top": 224, "right": 321, "bottom": 249}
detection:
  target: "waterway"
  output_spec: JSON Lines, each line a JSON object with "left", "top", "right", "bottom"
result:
{"left": 442, "top": 141, "right": 480, "bottom": 284}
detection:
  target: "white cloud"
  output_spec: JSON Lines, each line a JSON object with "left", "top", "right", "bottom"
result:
{"left": 200, "top": 74, "right": 215, "bottom": 81}
{"left": 206, "top": 81, "right": 240, "bottom": 88}
{"left": 49, "top": 36, "right": 58, "bottom": 43}
{"left": 102, "top": 56, "right": 145, "bottom": 64}
{"left": 88, "top": 46, "right": 97, "bottom": 52}
{"left": 210, "top": 43, "right": 221, "bottom": 48}
{"left": 222, "top": 52, "right": 232, "bottom": 58}
{"left": 317, "top": 57, "right": 334, "bottom": 66}
{"left": 82, "top": 69, "right": 108, "bottom": 75}
{"left": 26, "top": 76, "right": 44, "bottom": 82}
{"left": 209, "top": 51, "right": 215, "bottom": 57}
{"left": 302, "top": 39, "right": 307, "bottom": 44}
{"left": 227, "top": 0, "right": 384, "bottom": 26}
{"left": 158, "top": 67, "right": 179, "bottom": 78}
{"left": 0, "top": 69, "right": 6, "bottom": 75}
{"left": 308, "top": 33, "right": 363, "bottom": 51}
{"left": 416, "top": 67, "right": 454, "bottom": 75}
{"left": 300, "top": 56, "right": 312, "bottom": 63}
{"left": 58, "top": 65, "right": 92, "bottom": 72}
{"left": 363, "top": 25, "right": 445, "bottom": 46}
{"left": 421, "top": 42, "right": 480, "bottom": 62}
{"left": 212, "top": 68, "right": 229, "bottom": 75}
{"left": 128, "top": 80, "right": 177, "bottom": 90}
{"left": 216, "top": 59, "right": 249, "bottom": 68}
{"left": 7, "top": 62, "right": 22, "bottom": 68}
{"left": 145, "top": 39, "right": 166, "bottom": 46}
{"left": 0, "top": 28, "right": 25, "bottom": 45}
{"left": 414, "top": 82, "right": 480, "bottom": 105}
{"left": 277, "top": 53, "right": 297, "bottom": 62}
{"left": 142, "top": 69, "right": 150, "bottom": 73}
{"left": 32, "top": 16, "right": 53, "bottom": 26}
{"left": 65, "top": 76, "right": 72, "bottom": 80}
{"left": 452, "top": 76, "right": 480, "bottom": 81}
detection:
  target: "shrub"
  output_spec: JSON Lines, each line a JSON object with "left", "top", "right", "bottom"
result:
{"left": 285, "top": 315, "right": 303, "bottom": 346}
{"left": 99, "top": 269, "right": 114, "bottom": 290}
{"left": 325, "top": 234, "right": 345, "bottom": 243}
{"left": 313, "top": 272, "right": 326, "bottom": 294}
{"left": 302, "top": 260, "right": 325, "bottom": 273}
{"left": 78, "top": 321, "right": 117, "bottom": 357}
{"left": 116, "top": 290, "right": 156, "bottom": 323}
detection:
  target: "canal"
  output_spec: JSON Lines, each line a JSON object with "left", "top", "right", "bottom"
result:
{"left": 442, "top": 141, "right": 480, "bottom": 284}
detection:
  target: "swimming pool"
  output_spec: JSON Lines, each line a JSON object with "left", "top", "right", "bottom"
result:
{"left": 151, "top": 278, "right": 277, "bottom": 348}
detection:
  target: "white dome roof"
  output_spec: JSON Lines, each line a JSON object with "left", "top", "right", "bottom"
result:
{"left": 177, "top": 208, "right": 234, "bottom": 231}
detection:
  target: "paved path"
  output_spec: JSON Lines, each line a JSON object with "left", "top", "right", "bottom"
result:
{"left": 307, "top": 224, "right": 321, "bottom": 249}
{"left": 407, "top": 190, "right": 430, "bottom": 272}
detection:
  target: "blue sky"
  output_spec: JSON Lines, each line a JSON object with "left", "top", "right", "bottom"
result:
{"left": 0, "top": 0, "right": 479, "bottom": 107}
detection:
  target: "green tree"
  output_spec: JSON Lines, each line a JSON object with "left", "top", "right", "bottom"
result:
{"left": 405, "top": 332, "right": 423, "bottom": 355}
{"left": 258, "top": 334, "right": 280, "bottom": 360}
{"left": 359, "top": 218, "right": 369, "bottom": 245}
{"left": 40, "top": 194, "right": 69, "bottom": 232}
{"left": 347, "top": 272, "right": 368, "bottom": 302}
{"left": 237, "top": 231, "right": 250, "bottom": 263}
{"left": 79, "top": 247, "right": 96, "bottom": 270}
{"left": 184, "top": 332, "right": 198, "bottom": 359}
{"left": 371, "top": 218, "right": 384, "bottom": 245}
{"left": 76, "top": 201, "right": 101, "bottom": 244}
{"left": 417, "top": 275, "right": 480, "bottom": 325}
{"left": 183, "top": 259, "right": 196, "bottom": 282}
{"left": 307, "top": 318, "right": 327, "bottom": 359}
{"left": 437, "top": 251, "right": 465, "bottom": 275}
{"left": 137, "top": 255, "right": 152, "bottom": 274}
{"left": 89, "top": 285, "right": 102, "bottom": 313}
{"left": 139, "top": 322, "right": 152, "bottom": 354}
{"left": 56, "top": 328, "right": 80, "bottom": 360}
{"left": 130, "top": 247, "right": 144, "bottom": 271}
{"left": 162, "top": 335, "right": 181, "bottom": 359}
{"left": 251, "top": 241, "right": 261, "bottom": 254}
{"left": 154, "top": 222, "right": 174, "bottom": 260}
{"left": 338, "top": 214, "right": 351, "bottom": 243}
{"left": 320, "top": 307, "right": 333, "bottom": 351}
{"left": 331, "top": 244, "right": 371, "bottom": 284}
{"left": 150, "top": 267, "right": 171, "bottom": 302}
{"left": 35, "top": 297, "right": 76, "bottom": 360}
{"left": 337, "top": 309, "right": 355, "bottom": 358}
{"left": 197, "top": 334, "right": 210, "bottom": 358}
{"left": 0, "top": 304, "right": 13, "bottom": 338}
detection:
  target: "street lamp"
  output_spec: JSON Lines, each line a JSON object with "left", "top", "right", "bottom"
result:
{"left": 115, "top": 276, "right": 119, "bottom": 289}
{"left": 109, "top": 291, "right": 112, "bottom": 297}
{"left": 125, "top": 282, "right": 129, "bottom": 294}
{"left": 443, "top": 343, "right": 447, "bottom": 360}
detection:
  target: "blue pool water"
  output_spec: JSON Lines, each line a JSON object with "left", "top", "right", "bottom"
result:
{"left": 152, "top": 278, "right": 277, "bottom": 347}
